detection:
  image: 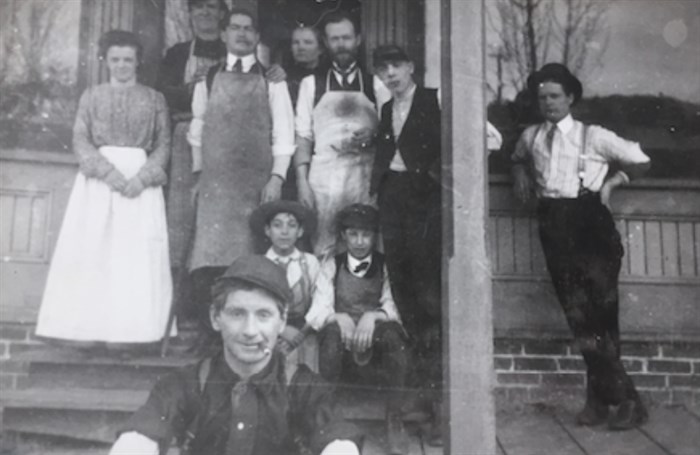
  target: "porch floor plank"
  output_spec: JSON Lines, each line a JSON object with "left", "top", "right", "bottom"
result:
{"left": 497, "top": 410, "right": 585, "bottom": 455}
{"left": 639, "top": 407, "right": 700, "bottom": 455}
{"left": 555, "top": 411, "right": 666, "bottom": 455}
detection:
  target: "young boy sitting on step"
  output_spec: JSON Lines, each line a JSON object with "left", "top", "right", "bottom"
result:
{"left": 250, "top": 200, "right": 321, "bottom": 370}
{"left": 308, "top": 203, "right": 409, "bottom": 455}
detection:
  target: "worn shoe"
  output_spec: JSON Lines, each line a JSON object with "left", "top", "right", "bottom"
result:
{"left": 386, "top": 412, "right": 409, "bottom": 455}
{"left": 575, "top": 400, "right": 609, "bottom": 426}
{"left": 608, "top": 399, "right": 649, "bottom": 431}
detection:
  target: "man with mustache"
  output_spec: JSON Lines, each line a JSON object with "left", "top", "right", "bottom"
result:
{"left": 186, "top": 8, "right": 295, "bottom": 349}
{"left": 294, "top": 12, "right": 390, "bottom": 257}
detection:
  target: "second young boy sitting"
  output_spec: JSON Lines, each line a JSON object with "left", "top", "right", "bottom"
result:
{"left": 308, "top": 203, "right": 409, "bottom": 455}
{"left": 250, "top": 200, "right": 321, "bottom": 370}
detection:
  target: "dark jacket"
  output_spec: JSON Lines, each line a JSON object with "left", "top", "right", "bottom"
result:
{"left": 156, "top": 39, "right": 226, "bottom": 116}
{"left": 370, "top": 87, "right": 441, "bottom": 195}
{"left": 121, "top": 351, "right": 361, "bottom": 455}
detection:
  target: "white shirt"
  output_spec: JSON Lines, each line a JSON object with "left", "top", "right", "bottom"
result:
{"left": 306, "top": 254, "right": 401, "bottom": 331}
{"left": 513, "top": 114, "right": 650, "bottom": 199}
{"left": 295, "top": 67, "right": 391, "bottom": 141}
{"left": 265, "top": 247, "right": 320, "bottom": 300}
{"left": 187, "top": 52, "right": 295, "bottom": 177}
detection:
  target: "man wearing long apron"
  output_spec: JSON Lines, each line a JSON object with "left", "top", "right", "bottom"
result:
{"left": 187, "top": 8, "right": 295, "bottom": 337}
{"left": 294, "top": 12, "right": 389, "bottom": 257}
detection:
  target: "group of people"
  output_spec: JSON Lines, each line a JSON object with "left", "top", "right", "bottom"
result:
{"left": 32, "top": 0, "right": 652, "bottom": 453}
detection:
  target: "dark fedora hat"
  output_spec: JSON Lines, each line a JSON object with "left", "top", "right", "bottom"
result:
{"left": 527, "top": 63, "right": 583, "bottom": 103}
{"left": 249, "top": 199, "right": 317, "bottom": 237}
{"left": 217, "top": 254, "right": 293, "bottom": 305}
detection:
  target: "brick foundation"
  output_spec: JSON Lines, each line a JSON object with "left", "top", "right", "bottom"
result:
{"left": 0, "top": 322, "right": 39, "bottom": 391}
{"left": 2, "top": 322, "right": 698, "bottom": 408}
{"left": 494, "top": 337, "right": 700, "bottom": 408}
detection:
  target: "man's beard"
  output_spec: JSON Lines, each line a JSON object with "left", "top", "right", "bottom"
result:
{"left": 332, "top": 48, "right": 358, "bottom": 68}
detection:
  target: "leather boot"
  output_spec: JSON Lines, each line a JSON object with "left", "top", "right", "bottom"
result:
{"left": 608, "top": 398, "right": 648, "bottom": 431}
{"left": 575, "top": 398, "right": 609, "bottom": 426}
{"left": 386, "top": 411, "right": 408, "bottom": 455}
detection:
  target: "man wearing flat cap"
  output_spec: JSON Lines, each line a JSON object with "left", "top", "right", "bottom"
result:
{"left": 109, "top": 255, "right": 362, "bottom": 455}
{"left": 512, "top": 63, "right": 651, "bottom": 431}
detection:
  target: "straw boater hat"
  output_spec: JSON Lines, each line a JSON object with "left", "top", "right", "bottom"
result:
{"left": 527, "top": 63, "right": 583, "bottom": 104}
{"left": 249, "top": 200, "right": 317, "bottom": 237}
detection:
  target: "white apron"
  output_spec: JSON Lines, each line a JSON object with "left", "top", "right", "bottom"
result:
{"left": 308, "top": 74, "right": 378, "bottom": 257}
{"left": 36, "top": 146, "right": 174, "bottom": 343}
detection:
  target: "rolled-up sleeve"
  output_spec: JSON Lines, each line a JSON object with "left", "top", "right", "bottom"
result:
{"left": 268, "top": 80, "right": 295, "bottom": 177}
{"left": 379, "top": 264, "right": 400, "bottom": 323}
{"left": 295, "top": 75, "right": 316, "bottom": 141}
{"left": 187, "top": 80, "right": 207, "bottom": 172}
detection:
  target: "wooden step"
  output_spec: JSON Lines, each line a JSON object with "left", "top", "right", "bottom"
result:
{"left": 12, "top": 347, "right": 198, "bottom": 368}
{"left": 1, "top": 388, "right": 148, "bottom": 412}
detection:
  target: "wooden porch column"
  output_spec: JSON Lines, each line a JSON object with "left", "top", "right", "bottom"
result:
{"left": 441, "top": 0, "right": 496, "bottom": 453}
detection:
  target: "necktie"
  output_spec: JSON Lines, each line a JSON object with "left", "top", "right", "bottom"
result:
{"left": 230, "top": 58, "right": 243, "bottom": 73}
{"left": 546, "top": 125, "right": 558, "bottom": 154}
{"left": 339, "top": 70, "right": 352, "bottom": 90}
{"left": 353, "top": 261, "right": 370, "bottom": 274}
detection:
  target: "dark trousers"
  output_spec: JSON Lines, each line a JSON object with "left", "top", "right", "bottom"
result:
{"left": 318, "top": 320, "right": 408, "bottom": 412}
{"left": 378, "top": 171, "right": 442, "bottom": 394}
{"left": 538, "top": 194, "right": 639, "bottom": 406}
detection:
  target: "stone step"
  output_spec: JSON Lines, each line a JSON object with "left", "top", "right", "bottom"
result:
{"left": 1, "top": 388, "right": 148, "bottom": 412}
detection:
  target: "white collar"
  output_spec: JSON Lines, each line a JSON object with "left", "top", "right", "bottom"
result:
{"left": 332, "top": 61, "right": 358, "bottom": 76}
{"left": 226, "top": 53, "right": 257, "bottom": 72}
{"left": 265, "top": 247, "right": 301, "bottom": 264}
{"left": 546, "top": 114, "right": 574, "bottom": 134}
{"left": 347, "top": 253, "right": 372, "bottom": 276}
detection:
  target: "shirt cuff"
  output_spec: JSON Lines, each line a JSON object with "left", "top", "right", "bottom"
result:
{"left": 187, "top": 118, "right": 203, "bottom": 148}
{"left": 191, "top": 146, "right": 202, "bottom": 173}
{"left": 271, "top": 155, "right": 292, "bottom": 179}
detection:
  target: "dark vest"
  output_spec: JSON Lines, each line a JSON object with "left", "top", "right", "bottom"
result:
{"left": 334, "top": 253, "right": 385, "bottom": 321}
{"left": 370, "top": 87, "right": 441, "bottom": 194}
{"left": 313, "top": 66, "right": 375, "bottom": 107}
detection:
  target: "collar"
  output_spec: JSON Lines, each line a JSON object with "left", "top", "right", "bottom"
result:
{"left": 546, "top": 114, "right": 574, "bottom": 135}
{"left": 265, "top": 247, "right": 302, "bottom": 264}
{"left": 212, "top": 349, "right": 284, "bottom": 391}
{"left": 347, "top": 253, "right": 372, "bottom": 277}
{"left": 226, "top": 52, "right": 257, "bottom": 72}
{"left": 393, "top": 83, "right": 417, "bottom": 105}
{"left": 332, "top": 61, "right": 358, "bottom": 76}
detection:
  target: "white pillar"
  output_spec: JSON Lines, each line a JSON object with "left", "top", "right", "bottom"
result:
{"left": 441, "top": 0, "right": 496, "bottom": 453}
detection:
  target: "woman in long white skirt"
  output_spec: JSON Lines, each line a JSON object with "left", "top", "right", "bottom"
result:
{"left": 36, "top": 30, "right": 174, "bottom": 345}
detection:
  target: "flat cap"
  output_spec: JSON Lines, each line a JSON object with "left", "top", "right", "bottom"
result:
{"left": 217, "top": 255, "right": 293, "bottom": 305}
{"left": 373, "top": 44, "right": 411, "bottom": 67}
{"left": 337, "top": 203, "right": 379, "bottom": 232}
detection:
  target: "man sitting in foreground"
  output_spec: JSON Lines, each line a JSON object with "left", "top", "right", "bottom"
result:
{"left": 109, "top": 255, "right": 362, "bottom": 454}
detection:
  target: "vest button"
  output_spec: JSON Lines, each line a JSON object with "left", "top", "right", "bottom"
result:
{"left": 237, "top": 422, "right": 245, "bottom": 430}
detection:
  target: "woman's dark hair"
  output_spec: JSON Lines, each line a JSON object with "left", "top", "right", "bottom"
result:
{"left": 98, "top": 30, "right": 143, "bottom": 62}
{"left": 188, "top": 0, "right": 228, "bottom": 12}
{"left": 219, "top": 7, "right": 258, "bottom": 32}
{"left": 292, "top": 25, "right": 322, "bottom": 46}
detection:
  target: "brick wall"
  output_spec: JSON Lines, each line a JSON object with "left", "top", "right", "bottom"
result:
{"left": 0, "top": 322, "right": 39, "bottom": 391}
{"left": 494, "top": 337, "right": 700, "bottom": 409}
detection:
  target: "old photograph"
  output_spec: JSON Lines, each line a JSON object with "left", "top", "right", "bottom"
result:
{"left": 0, "top": 0, "right": 698, "bottom": 454}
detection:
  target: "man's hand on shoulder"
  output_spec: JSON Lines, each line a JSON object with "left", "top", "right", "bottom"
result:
{"left": 266, "top": 64, "right": 287, "bottom": 83}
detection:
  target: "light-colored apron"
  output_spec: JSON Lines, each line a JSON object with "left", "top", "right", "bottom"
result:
{"left": 37, "top": 146, "right": 174, "bottom": 343}
{"left": 166, "top": 41, "right": 221, "bottom": 268}
{"left": 308, "top": 72, "right": 378, "bottom": 257}
{"left": 190, "top": 68, "right": 272, "bottom": 270}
